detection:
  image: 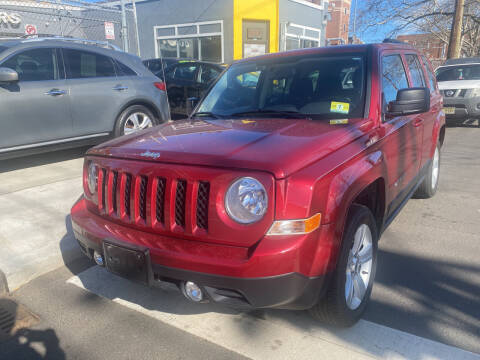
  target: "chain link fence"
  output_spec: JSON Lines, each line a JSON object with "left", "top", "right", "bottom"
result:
{"left": 0, "top": 0, "right": 140, "bottom": 55}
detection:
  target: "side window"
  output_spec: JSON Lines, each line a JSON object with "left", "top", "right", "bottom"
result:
{"left": 421, "top": 55, "right": 437, "bottom": 93}
{"left": 200, "top": 65, "right": 220, "bottom": 85}
{"left": 405, "top": 54, "right": 425, "bottom": 87}
{"left": 2, "top": 48, "right": 58, "bottom": 82}
{"left": 173, "top": 65, "right": 198, "bottom": 81}
{"left": 64, "top": 49, "right": 116, "bottom": 79}
{"left": 116, "top": 61, "right": 137, "bottom": 76}
{"left": 382, "top": 54, "right": 409, "bottom": 109}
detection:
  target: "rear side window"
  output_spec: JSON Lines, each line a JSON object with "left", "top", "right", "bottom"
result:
{"left": 2, "top": 48, "right": 58, "bottom": 82}
{"left": 405, "top": 54, "right": 425, "bottom": 87}
{"left": 64, "top": 49, "right": 116, "bottom": 79}
{"left": 382, "top": 54, "right": 408, "bottom": 107}
{"left": 174, "top": 64, "right": 198, "bottom": 81}
{"left": 421, "top": 55, "right": 437, "bottom": 92}
{"left": 116, "top": 61, "right": 137, "bottom": 76}
{"left": 200, "top": 65, "right": 221, "bottom": 84}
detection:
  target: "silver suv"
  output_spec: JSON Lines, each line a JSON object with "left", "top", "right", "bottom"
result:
{"left": 0, "top": 38, "right": 170, "bottom": 159}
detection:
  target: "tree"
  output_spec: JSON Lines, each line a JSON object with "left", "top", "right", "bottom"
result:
{"left": 357, "top": 0, "right": 480, "bottom": 58}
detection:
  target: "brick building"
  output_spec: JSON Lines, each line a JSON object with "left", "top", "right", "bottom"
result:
{"left": 325, "top": 0, "right": 350, "bottom": 45}
{"left": 397, "top": 33, "right": 447, "bottom": 68}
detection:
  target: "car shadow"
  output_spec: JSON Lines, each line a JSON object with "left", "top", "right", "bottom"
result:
{"left": 0, "top": 297, "right": 66, "bottom": 360}
{"left": 0, "top": 146, "right": 91, "bottom": 173}
{"left": 446, "top": 118, "right": 479, "bottom": 128}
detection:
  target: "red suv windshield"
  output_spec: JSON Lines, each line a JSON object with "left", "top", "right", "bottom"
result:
{"left": 197, "top": 53, "right": 366, "bottom": 119}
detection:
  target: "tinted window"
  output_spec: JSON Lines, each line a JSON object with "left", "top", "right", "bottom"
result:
{"left": 200, "top": 65, "right": 220, "bottom": 84}
{"left": 2, "top": 48, "right": 58, "bottom": 81}
{"left": 197, "top": 54, "right": 366, "bottom": 119}
{"left": 174, "top": 64, "right": 197, "bottom": 81}
{"left": 405, "top": 54, "right": 425, "bottom": 87}
{"left": 116, "top": 61, "right": 137, "bottom": 76}
{"left": 0, "top": 46, "right": 7, "bottom": 54}
{"left": 421, "top": 55, "right": 436, "bottom": 92}
{"left": 382, "top": 55, "right": 408, "bottom": 107}
{"left": 64, "top": 49, "right": 116, "bottom": 79}
{"left": 436, "top": 64, "right": 480, "bottom": 81}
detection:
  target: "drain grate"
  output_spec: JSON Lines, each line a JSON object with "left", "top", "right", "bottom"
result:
{"left": 0, "top": 296, "right": 39, "bottom": 343}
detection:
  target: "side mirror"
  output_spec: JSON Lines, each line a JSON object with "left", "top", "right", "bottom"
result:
{"left": 387, "top": 87, "right": 430, "bottom": 116}
{"left": 186, "top": 97, "right": 199, "bottom": 115}
{"left": 0, "top": 67, "right": 18, "bottom": 83}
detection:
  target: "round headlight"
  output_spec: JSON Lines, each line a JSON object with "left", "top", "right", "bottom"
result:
{"left": 87, "top": 161, "right": 98, "bottom": 195}
{"left": 225, "top": 177, "right": 268, "bottom": 224}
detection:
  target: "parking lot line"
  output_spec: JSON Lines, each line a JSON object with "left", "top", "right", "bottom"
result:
{"left": 67, "top": 266, "right": 480, "bottom": 360}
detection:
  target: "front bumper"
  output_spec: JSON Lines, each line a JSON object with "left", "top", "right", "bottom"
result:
{"left": 443, "top": 96, "right": 480, "bottom": 120}
{"left": 71, "top": 197, "right": 335, "bottom": 310}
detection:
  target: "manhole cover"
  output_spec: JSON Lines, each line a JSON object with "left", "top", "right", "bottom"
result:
{"left": 0, "top": 296, "right": 39, "bottom": 343}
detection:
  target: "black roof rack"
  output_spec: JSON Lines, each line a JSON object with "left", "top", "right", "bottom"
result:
{"left": 383, "top": 38, "right": 404, "bottom": 44}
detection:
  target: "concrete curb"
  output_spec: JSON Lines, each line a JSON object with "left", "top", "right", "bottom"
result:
{"left": 0, "top": 269, "right": 9, "bottom": 294}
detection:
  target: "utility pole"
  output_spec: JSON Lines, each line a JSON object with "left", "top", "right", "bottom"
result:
{"left": 447, "top": 0, "right": 465, "bottom": 59}
{"left": 120, "top": 0, "right": 129, "bottom": 52}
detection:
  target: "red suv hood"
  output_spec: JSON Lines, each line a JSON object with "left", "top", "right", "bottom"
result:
{"left": 89, "top": 118, "right": 371, "bottom": 179}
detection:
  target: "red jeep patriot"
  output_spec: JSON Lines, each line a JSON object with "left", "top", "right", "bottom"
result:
{"left": 71, "top": 42, "right": 445, "bottom": 326}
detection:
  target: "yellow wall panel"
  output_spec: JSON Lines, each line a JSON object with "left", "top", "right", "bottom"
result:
{"left": 233, "top": 0, "right": 279, "bottom": 60}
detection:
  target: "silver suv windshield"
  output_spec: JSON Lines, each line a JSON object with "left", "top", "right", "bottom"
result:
{"left": 196, "top": 53, "right": 366, "bottom": 119}
{"left": 436, "top": 64, "right": 480, "bottom": 81}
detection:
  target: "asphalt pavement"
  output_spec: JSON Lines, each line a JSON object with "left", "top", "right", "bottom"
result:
{"left": 0, "top": 124, "right": 479, "bottom": 359}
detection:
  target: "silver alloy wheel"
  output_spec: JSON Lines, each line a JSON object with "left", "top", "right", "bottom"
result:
{"left": 345, "top": 223, "right": 373, "bottom": 310}
{"left": 123, "top": 112, "right": 153, "bottom": 135}
{"left": 431, "top": 146, "right": 440, "bottom": 190}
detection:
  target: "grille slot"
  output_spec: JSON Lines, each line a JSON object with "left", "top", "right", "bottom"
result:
{"left": 175, "top": 180, "right": 187, "bottom": 227}
{"left": 112, "top": 171, "right": 118, "bottom": 214}
{"left": 101, "top": 169, "right": 107, "bottom": 211}
{"left": 124, "top": 174, "right": 132, "bottom": 218}
{"left": 139, "top": 176, "right": 148, "bottom": 221}
{"left": 196, "top": 182, "right": 210, "bottom": 230}
{"left": 155, "top": 178, "right": 166, "bottom": 224}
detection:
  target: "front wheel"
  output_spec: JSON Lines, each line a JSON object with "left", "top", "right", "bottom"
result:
{"left": 114, "top": 105, "right": 157, "bottom": 137}
{"left": 310, "top": 204, "right": 378, "bottom": 327}
{"left": 414, "top": 142, "right": 440, "bottom": 199}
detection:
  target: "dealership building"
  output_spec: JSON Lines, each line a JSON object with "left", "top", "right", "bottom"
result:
{"left": 134, "top": 0, "right": 329, "bottom": 63}
{"left": 1, "top": 0, "right": 329, "bottom": 63}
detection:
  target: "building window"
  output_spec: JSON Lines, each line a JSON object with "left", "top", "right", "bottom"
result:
{"left": 154, "top": 21, "right": 224, "bottom": 63}
{"left": 344, "top": 8, "right": 347, "bottom": 14}
{"left": 283, "top": 23, "right": 321, "bottom": 51}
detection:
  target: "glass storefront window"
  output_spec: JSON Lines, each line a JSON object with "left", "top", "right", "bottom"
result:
{"left": 155, "top": 21, "right": 223, "bottom": 63}
{"left": 158, "top": 39, "right": 178, "bottom": 58}
{"left": 178, "top": 38, "right": 199, "bottom": 59}
{"left": 286, "top": 37, "right": 300, "bottom": 51}
{"left": 200, "top": 36, "right": 221, "bottom": 62}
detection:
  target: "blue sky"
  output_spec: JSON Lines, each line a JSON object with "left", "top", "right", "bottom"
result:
{"left": 349, "top": 0, "right": 404, "bottom": 43}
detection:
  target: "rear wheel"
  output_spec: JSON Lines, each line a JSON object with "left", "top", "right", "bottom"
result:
{"left": 414, "top": 142, "right": 440, "bottom": 199}
{"left": 114, "top": 105, "right": 157, "bottom": 137}
{"left": 310, "top": 204, "right": 378, "bottom": 327}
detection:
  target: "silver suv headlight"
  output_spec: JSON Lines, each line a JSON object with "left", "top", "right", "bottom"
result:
{"left": 225, "top": 177, "right": 268, "bottom": 224}
{"left": 87, "top": 161, "right": 98, "bottom": 195}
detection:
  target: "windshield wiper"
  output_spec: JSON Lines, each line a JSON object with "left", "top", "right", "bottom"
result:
{"left": 229, "top": 109, "right": 308, "bottom": 119}
{"left": 190, "top": 111, "right": 222, "bottom": 119}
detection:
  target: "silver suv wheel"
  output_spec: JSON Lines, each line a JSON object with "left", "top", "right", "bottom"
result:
{"left": 123, "top": 112, "right": 153, "bottom": 135}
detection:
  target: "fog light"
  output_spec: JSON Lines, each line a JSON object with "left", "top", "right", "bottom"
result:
{"left": 93, "top": 251, "right": 104, "bottom": 266}
{"left": 182, "top": 281, "right": 203, "bottom": 302}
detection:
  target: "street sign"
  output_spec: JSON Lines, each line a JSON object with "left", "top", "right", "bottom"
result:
{"left": 24, "top": 24, "right": 37, "bottom": 36}
{"left": 105, "top": 22, "right": 115, "bottom": 40}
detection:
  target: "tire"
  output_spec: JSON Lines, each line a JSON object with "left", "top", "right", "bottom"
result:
{"left": 114, "top": 105, "right": 158, "bottom": 137}
{"left": 413, "top": 142, "right": 440, "bottom": 199}
{"left": 309, "top": 204, "right": 378, "bottom": 327}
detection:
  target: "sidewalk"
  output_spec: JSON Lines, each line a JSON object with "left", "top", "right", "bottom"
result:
{"left": 0, "top": 152, "right": 85, "bottom": 291}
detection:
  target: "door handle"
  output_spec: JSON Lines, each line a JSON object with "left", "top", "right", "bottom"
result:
{"left": 413, "top": 118, "right": 424, "bottom": 127}
{"left": 113, "top": 85, "right": 128, "bottom": 91}
{"left": 45, "top": 89, "right": 66, "bottom": 96}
